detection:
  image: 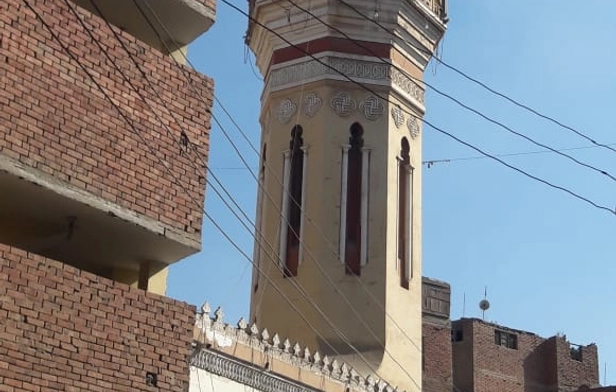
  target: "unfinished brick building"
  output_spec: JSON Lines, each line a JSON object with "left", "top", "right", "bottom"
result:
{"left": 0, "top": 0, "right": 214, "bottom": 389}
{"left": 451, "top": 318, "right": 600, "bottom": 392}
{"left": 421, "top": 278, "right": 605, "bottom": 392}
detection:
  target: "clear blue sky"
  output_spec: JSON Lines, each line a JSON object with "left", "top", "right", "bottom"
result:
{"left": 168, "top": 0, "right": 616, "bottom": 385}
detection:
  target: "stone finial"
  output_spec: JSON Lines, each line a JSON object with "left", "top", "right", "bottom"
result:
{"left": 331, "top": 359, "right": 340, "bottom": 375}
{"left": 341, "top": 363, "right": 350, "bottom": 380}
{"left": 293, "top": 343, "right": 301, "bottom": 356}
{"left": 313, "top": 351, "right": 321, "bottom": 365}
{"left": 283, "top": 339, "right": 291, "bottom": 353}
{"left": 237, "top": 317, "right": 248, "bottom": 330}
{"left": 213, "top": 307, "right": 224, "bottom": 322}
{"left": 250, "top": 323, "right": 259, "bottom": 335}
{"left": 201, "top": 301, "right": 211, "bottom": 316}
{"left": 303, "top": 347, "right": 311, "bottom": 361}
{"left": 323, "top": 355, "right": 330, "bottom": 367}
{"left": 272, "top": 334, "right": 281, "bottom": 347}
{"left": 261, "top": 328, "right": 270, "bottom": 343}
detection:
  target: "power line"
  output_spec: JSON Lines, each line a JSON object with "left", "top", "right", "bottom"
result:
{"left": 50, "top": 1, "right": 421, "bottom": 388}
{"left": 212, "top": 142, "right": 616, "bottom": 170}
{"left": 334, "top": 0, "right": 616, "bottom": 155}
{"left": 424, "top": 142, "right": 616, "bottom": 168}
{"left": 221, "top": 0, "right": 615, "bottom": 216}
{"left": 282, "top": 0, "right": 616, "bottom": 183}
{"left": 107, "top": 3, "right": 616, "bottom": 392}
{"left": 127, "top": 3, "right": 424, "bottom": 388}
{"left": 22, "top": 3, "right": 398, "bottom": 389}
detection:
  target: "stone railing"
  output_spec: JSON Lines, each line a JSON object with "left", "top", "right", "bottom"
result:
{"left": 192, "top": 303, "right": 405, "bottom": 392}
{"left": 418, "top": 0, "right": 447, "bottom": 21}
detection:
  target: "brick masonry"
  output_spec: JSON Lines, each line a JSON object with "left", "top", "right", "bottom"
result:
{"left": 0, "top": 0, "right": 213, "bottom": 242}
{"left": 422, "top": 277, "right": 453, "bottom": 392}
{"left": 0, "top": 243, "right": 196, "bottom": 391}
{"left": 452, "top": 318, "right": 600, "bottom": 392}
{"left": 423, "top": 322, "right": 453, "bottom": 392}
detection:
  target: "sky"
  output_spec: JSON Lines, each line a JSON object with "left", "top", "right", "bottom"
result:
{"left": 167, "top": 0, "right": 616, "bottom": 385}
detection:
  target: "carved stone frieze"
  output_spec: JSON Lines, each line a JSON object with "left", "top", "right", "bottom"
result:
{"left": 193, "top": 303, "right": 405, "bottom": 392}
{"left": 268, "top": 56, "right": 425, "bottom": 107}
{"left": 359, "top": 94, "right": 384, "bottom": 121}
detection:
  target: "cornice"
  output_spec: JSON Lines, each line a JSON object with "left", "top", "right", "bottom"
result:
{"left": 193, "top": 303, "right": 404, "bottom": 392}
{"left": 263, "top": 53, "right": 425, "bottom": 113}
{"left": 191, "top": 349, "right": 322, "bottom": 392}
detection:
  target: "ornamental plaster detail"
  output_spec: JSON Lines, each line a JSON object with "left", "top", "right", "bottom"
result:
{"left": 303, "top": 93, "right": 322, "bottom": 117}
{"left": 276, "top": 99, "right": 297, "bottom": 124}
{"left": 391, "top": 105, "right": 405, "bottom": 128}
{"left": 330, "top": 92, "right": 357, "bottom": 117}
{"left": 359, "top": 94, "right": 384, "bottom": 121}
{"left": 407, "top": 117, "right": 421, "bottom": 138}
{"left": 194, "top": 303, "right": 402, "bottom": 392}
{"left": 268, "top": 57, "right": 425, "bottom": 105}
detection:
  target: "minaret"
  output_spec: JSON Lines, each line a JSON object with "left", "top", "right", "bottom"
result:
{"left": 246, "top": 1, "right": 447, "bottom": 389}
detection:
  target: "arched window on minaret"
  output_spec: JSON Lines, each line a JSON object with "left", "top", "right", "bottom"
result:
{"left": 340, "top": 123, "right": 370, "bottom": 275}
{"left": 253, "top": 144, "right": 267, "bottom": 292}
{"left": 345, "top": 124, "right": 363, "bottom": 275}
{"left": 280, "top": 126, "right": 304, "bottom": 277}
{"left": 398, "top": 137, "right": 412, "bottom": 289}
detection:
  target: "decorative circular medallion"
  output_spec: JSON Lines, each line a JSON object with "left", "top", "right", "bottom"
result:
{"left": 275, "top": 99, "right": 297, "bottom": 124}
{"left": 359, "top": 94, "right": 384, "bottom": 121}
{"left": 303, "top": 93, "right": 322, "bottom": 117}
{"left": 330, "top": 92, "right": 357, "bottom": 117}
{"left": 407, "top": 117, "right": 421, "bottom": 138}
{"left": 391, "top": 105, "right": 405, "bottom": 128}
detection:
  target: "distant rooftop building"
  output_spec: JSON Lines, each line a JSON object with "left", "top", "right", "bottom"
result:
{"left": 451, "top": 318, "right": 600, "bottom": 392}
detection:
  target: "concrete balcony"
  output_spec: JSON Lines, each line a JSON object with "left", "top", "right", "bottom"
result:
{"left": 71, "top": 0, "right": 216, "bottom": 54}
{"left": 1, "top": 0, "right": 214, "bottom": 292}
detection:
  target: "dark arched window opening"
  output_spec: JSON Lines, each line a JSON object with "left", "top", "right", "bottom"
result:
{"left": 345, "top": 123, "right": 364, "bottom": 275}
{"left": 285, "top": 126, "right": 303, "bottom": 277}
{"left": 398, "top": 138, "right": 410, "bottom": 289}
{"left": 254, "top": 144, "right": 267, "bottom": 292}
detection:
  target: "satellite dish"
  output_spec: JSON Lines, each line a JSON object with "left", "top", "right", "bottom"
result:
{"left": 479, "top": 299, "right": 490, "bottom": 311}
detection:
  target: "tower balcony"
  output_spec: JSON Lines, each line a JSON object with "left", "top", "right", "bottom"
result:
{"left": 1, "top": 0, "right": 213, "bottom": 292}
{"left": 70, "top": 0, "right": 216, "bottom": 54}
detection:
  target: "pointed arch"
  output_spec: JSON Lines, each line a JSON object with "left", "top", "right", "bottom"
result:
{"left": 344, "top": 123, "right": 364, "bottom": 275}
{"left": 253, "top": 143, "right": 267, "bottom": 292}
{"left": 284, "top": 126, "right": 304, "bottom": 277}
{"left": 398, "top": 137, "right": 412, "bottom": 289}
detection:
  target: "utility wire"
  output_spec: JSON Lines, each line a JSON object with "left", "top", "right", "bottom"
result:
{"left": 54, "top": 1, "right": 419, "bottom": 388}
{"left": 334, "top": 0, "right": 616, "bottom": 155}
{"left": 424, "top": 142, "right": 616, "bottom": 168}
{"left": 131, "top": 4, "right": 616, "bottom": 389}
{"left": 283, "top": 0, "right": 616, "bottom": 182}
{"left": 220, "top": 0, "right": 615, "bottom": 215}
{"left": 211, "top": 142, "right": 616, "bottom": 170}
{"left": 21, "top": 2, "right": 386, "bottom": 388}
{"left": 128, "top": 2, "right": 424, "bottom": 388}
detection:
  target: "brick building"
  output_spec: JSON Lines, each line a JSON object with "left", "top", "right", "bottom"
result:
{"left": 1, "top": 0, "right": 214, "bottom": 389}
{"left": 421, "top": 277, "right": 606, "bottom": 392}
{"left": 451, "top": 318, "right": 600, "bottom": 392}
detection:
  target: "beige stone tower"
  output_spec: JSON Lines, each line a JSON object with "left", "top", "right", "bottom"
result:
{"left": 246, "top": 1, "right": 447, "bottom": 390}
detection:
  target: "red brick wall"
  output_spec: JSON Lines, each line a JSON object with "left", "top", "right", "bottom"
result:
{"left": 423, "top": 322, "right": 453, "bottom": 392}
{"left": 554, "top": 337, "right": 599, "bottom": 391}
{"left": 0, "top": 244, "right": 196, "bottom": 391}
{"left": 452, "top": 319, "right": 474, "bottom": 392}
{"left": 452, "top": 319, "right": 600, "bottom": 392}
{"left": 0, "top": 0, "right": 213, "bottom": 240}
